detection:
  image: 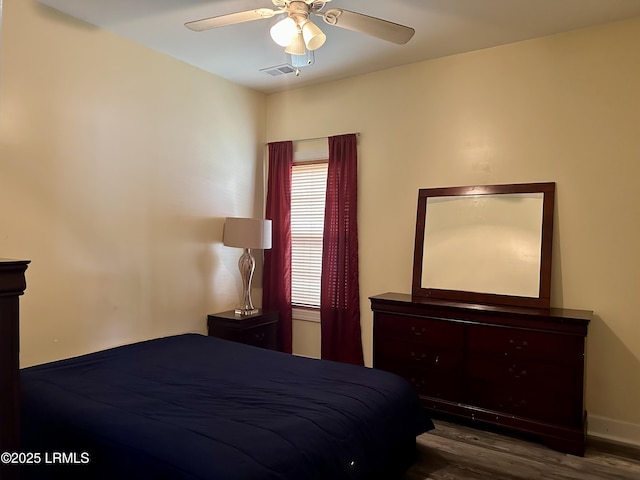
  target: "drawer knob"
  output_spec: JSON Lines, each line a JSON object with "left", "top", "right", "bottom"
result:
{"left": 410, "top": 351, "right": 426, "bottom": 361}
{"left": 509, "top": 339, "right": 529, "bottom": 350}
{"left": 410, "top": 377, "right": 426, "bottom": 386}
{"left": 506, "top": 396, "right": 527, "bottom": 408}
{"left": 410, "top": 326, "right": 426, "bottom": 336}
{"left": 508, "top": 366, "right": 528, "bottom": 378}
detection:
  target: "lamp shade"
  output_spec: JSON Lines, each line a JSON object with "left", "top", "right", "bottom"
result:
{"left": 223, "top": 218, "right": 272, "bottom": 250}
{"left": 285, "top": 31, "right": 306, "bottom": 55}
{"left": 302, "top": 20, "right": 326, "bottom": 50}
{"left": 270, "top": 16, "right": 297, "bottom": 47}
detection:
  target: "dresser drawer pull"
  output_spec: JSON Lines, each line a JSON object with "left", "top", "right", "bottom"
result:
{"left": 498, "top": 398, "right": 527, "bottom": 408}
{"left": 508, "top": 365, "right": 528, "bottom": 378}
{"left": 410, "top": 377, "right": 426, "bottom": 387}
{"left": 502, "top": 396, "right": 527, "bottom": 409}
{"left": 410, "top": 326, "right": 426, "bottom": 336}
{"left": 509, "top": 339, "right": 529, "bottom": 350}
{"left": 410, "top": 351, "right": 427, "bottom": 361}
{"left": 253, "top": 332, "right": 265, "bottom": 341}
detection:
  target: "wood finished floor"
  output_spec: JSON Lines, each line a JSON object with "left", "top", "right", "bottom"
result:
{"left": 403, "top": 420, "right": 640, "bottom": 480}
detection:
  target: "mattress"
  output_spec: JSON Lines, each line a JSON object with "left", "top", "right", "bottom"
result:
{"left": 20, "top": 334, "right": 433, "bottom": 479}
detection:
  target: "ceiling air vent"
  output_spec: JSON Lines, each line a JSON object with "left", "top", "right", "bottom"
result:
{"left": 260, "top": 64, "right": 296, "bottom": 76}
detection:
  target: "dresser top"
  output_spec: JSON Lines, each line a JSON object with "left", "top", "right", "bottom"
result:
{"left": 370, "top": 292, "right": 592, "bottom": 323}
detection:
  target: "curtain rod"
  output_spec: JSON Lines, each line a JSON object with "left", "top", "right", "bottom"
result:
{"left": 268, "top": 132, "right": 360, "bottom": 144}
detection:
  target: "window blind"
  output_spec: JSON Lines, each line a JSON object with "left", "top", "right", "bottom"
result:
{"left": 291, "top": 161, "right": 327, "bottom": 307}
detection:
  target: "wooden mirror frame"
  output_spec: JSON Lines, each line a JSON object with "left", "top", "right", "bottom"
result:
{"left": 412, "top": 182, "right": 555, "bottom": 308}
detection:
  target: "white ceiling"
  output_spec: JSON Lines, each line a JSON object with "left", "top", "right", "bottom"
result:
{"left": 37, "top": 0, "right": 640, "bottom": 94}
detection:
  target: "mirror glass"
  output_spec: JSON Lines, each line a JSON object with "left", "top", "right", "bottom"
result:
{"left": 412, "top": 183, "right": 555, "bottom": 308}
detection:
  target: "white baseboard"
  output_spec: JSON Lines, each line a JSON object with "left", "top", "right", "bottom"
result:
{"left": 588, "top": 414, "right": 640, "bottom": 448}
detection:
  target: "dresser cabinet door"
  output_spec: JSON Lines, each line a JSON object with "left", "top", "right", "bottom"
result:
{"left": 467, "top": 324, "right": 585, "bottom": 427}
{"left": 374, "top": 313, "right": 465, "bottom": 400}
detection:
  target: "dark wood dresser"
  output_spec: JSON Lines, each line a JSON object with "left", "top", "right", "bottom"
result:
{"left": 0, "top": 259, "right": 29, "bottom": 478}
{"left": 370, "top": 292, "right": 591, "bottom": 456}
{"left": 207, "top": 310, "right": 279, "bottom": 351}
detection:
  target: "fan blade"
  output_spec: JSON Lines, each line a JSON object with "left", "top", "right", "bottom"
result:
{"left": 185, "top": 8, "right": 277, "bottom": 32}
{"left": 320, "top": 9, "right": 414, "bottom": 44}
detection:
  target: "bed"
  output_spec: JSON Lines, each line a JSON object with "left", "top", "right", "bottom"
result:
{"left": 20, "top": 333, "right": 433, "bottom": 479}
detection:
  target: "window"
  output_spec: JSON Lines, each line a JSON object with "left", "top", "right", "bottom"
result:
{"left": 291, "top": 161, "right": 327, "bottom": 308}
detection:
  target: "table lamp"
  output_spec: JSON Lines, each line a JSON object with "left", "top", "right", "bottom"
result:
{"left": 223, "top": 217, "right": 272, "bottom": 316}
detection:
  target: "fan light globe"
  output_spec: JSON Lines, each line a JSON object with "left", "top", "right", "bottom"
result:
{"left": 285, "top": 31, "right": 306, "bottom": 55}
{"left": 302, "top": 20, "right": 326, "bottom": 50}
{"left": 270, "top": 17, "right": 298, "bottom": 47}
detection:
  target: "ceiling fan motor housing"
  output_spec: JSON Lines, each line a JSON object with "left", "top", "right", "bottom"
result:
{"left": 271, "top": 0, "right": 330, "bottom": 8}
{"left": 289, "top": 2, "right": 311, "bottom": 22}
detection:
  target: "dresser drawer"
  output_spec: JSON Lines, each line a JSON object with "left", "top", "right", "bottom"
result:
{"left": 468, "top": 380, "right": 581, "bottom": 427}
{"left": 375, "top": 339, "right": 464, "bottom": 374}
{"left": 467, "top": 355, "right": 580, "bottom": 394}
{"left": 405, "top": 370, "right": 464, "bottom": 401}
{"left": 468, "top": 325, "right": 584, "bottom": 365}
{"left": 375, "top": 313, "right": 465, "bottom": 347}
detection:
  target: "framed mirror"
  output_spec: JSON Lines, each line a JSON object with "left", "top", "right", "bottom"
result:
{"left": 412, "top": 182, "right": 555, "bottom": 308}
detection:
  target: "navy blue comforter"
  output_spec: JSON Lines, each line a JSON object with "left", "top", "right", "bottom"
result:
{"left": 21, "top": 334, "right": 433, "bottom": 479}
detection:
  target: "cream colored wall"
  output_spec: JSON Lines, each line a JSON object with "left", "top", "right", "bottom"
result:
{"left": 0, "top": 0, "right": 266, "bottom": 366}
{"left": 267, "top": 17, "right": 640, "bottom": 440}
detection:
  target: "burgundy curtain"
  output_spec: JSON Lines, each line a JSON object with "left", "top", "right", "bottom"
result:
{"left": 263, "top": 141, "right": 293, "bottom": 353}
{"left": 320, "top": 134, "right": 364, "bottom": 365}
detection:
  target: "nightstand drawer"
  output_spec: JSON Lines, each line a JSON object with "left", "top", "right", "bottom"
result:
{"left": 207, "top": 310, "right": 279, "bottom": 351}
{"left": 241, "top": 322, "right": 277, "bottom": 349}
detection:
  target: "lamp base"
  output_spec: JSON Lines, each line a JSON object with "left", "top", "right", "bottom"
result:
{"left": 235, "top": 248, "right": 259, "bottom": 317}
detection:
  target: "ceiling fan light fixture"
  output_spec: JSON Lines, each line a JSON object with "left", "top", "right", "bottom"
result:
{"left": 284, "top": 30, "right": 306, "bottom": 55}
{"left": 270, "top": 16, "right": 298, "bottom": 47}
{"left": 302, "top": 20, "right": 326, "bottom": 50}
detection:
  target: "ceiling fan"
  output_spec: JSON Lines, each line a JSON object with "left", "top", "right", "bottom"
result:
{"left": 185, "top": 0, "right": 415, "bottom": 56}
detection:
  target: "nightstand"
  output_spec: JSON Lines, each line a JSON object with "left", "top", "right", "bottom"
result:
{"left": 207, "top": 310, "right": 279, "bottom": 351}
